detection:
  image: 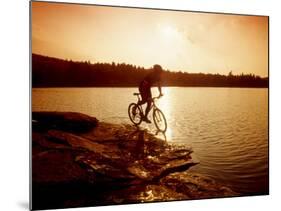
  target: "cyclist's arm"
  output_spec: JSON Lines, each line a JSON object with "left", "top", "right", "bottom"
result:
{"left": 157, "top": 81, "right": 163, "bottom": 96}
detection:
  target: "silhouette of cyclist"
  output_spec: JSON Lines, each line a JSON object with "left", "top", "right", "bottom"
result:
{"left": 137, "top": 64, "right": 163, "bottom": 123}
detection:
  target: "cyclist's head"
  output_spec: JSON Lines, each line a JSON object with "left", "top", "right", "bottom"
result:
{"left": 153, "top": 64, "right": 163, "bottom": 75}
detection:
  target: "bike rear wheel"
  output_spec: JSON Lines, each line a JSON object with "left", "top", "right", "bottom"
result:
{"left": 153, "top": 108, "right": 167, "bottom": 132}
{"left": 128, "top": 103, "right": 142, "bottom": 125}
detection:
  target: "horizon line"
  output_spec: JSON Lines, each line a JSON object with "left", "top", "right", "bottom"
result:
{"left": 31, "top": 53, "right": 269, "bottom": 78}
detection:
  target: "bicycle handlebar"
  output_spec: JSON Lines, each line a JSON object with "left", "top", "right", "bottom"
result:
{"left": 152, "top": 95, "right": 163, "bottom": 101}
{"left": 133, "top": 93, "right": 163, "bottom": 101}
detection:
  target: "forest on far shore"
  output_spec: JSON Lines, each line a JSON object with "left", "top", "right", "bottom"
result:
{"left": 32, "top": 54, "right": 268, "bottom": 88}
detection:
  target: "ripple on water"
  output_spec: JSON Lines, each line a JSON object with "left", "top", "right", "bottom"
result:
{"left": 33, "top": 87, "right": 268, "bottom": 195}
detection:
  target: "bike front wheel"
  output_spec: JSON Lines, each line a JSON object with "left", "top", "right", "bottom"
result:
{"left": 128, "top": 103, "right": 142, "bottom": 125}
{"left": 153, "top": 108, "right": 167, "bottom": 132}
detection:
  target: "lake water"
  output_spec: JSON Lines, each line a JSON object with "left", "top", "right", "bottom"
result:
{"left": 32, "top": 87, "right": 268, "bottom": 195}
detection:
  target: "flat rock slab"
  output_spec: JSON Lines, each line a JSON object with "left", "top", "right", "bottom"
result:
{"left": 32, "top": 111, "right": 237, "bottom": 210}
{"left": 32, "top": 111, "right": 98, "bottom": 133}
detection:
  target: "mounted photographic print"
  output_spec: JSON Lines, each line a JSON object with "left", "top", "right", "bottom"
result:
{"left": 31, "top": 1, "right": 269, "bottom": 210}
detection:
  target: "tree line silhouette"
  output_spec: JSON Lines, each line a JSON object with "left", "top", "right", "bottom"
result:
{"left": 32, "top": 54, "right": 268, "bottom": 88}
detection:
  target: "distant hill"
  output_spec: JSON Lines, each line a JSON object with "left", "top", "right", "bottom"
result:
{"left": 32, "top": 54, "right": 268, "bottom": 88}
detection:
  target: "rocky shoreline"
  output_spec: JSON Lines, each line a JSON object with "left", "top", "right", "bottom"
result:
{"left": 32, "top": 112, "right": 238, "bottom": 210}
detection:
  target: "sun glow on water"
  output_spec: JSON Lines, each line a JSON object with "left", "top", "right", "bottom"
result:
{"left": 157, "top": 87, "right": 173, "bottom": 141}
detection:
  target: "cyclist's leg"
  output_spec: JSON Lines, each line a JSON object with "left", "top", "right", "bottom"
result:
{"left": 137, "top": 95, "right": 147, "bottom": 117}
{"left": 144, "top": 99, "right": 152, "bottom": 117}
{"left": 138, "top": 82, "right": 149, "bottom": 105}
{"left": 138, "top": 99, "right": 146, "bottom": 105}
{"left": 144, "top": 89, "right": 152, "bottom": 120}
{"left": 133, "top": 84, "right": 146, "bottom": 116}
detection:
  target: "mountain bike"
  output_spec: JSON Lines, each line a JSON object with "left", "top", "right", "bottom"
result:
{"left": 128, "top": 93, "right": 167, "bottom": 132}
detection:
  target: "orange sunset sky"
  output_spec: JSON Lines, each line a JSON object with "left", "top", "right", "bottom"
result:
{"left": 32, "top": 1, "right": 268, "bottom": 77}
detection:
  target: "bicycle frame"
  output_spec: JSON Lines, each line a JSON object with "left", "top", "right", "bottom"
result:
{"left": 130, "top": 93, "right": 167, "bottom": 132}
{"left": 135, "top": 94, "right": 159, "bottom": 115}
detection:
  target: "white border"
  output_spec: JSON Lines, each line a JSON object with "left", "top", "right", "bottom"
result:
{"left": 1, "top": 0, "right": 280, "bottom": 211}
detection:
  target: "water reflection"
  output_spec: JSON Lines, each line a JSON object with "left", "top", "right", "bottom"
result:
{"left": 154, "top": 87, "right": 173, "bottom": 140}
{"left": 33, "top": 87, "right": 268, "bottom": 194}
{"left": 155, "top": 130, "right": 167, "bottom": 142}
{"left": 126, "top": 127, "right": 147, "bottom": 159}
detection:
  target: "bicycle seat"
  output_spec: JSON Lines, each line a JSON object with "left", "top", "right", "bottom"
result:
{"left": 133, "top": 93, "right": 140, "bottom": 96}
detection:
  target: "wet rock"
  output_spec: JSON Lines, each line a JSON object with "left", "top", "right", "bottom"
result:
{"left": 102, "top": 184, "right": 188, "bottom": 204}
{"left": 161, "top": 172, "right": 238, "bottom": 199}
{"left": 32, "top": 149, "right": 89, "bottom": 184}
{"left": 32, "top": 111, "right": 98, "bottom": 133}
{"left": 32, "top": 111, "right": 238, "bottom": 210}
